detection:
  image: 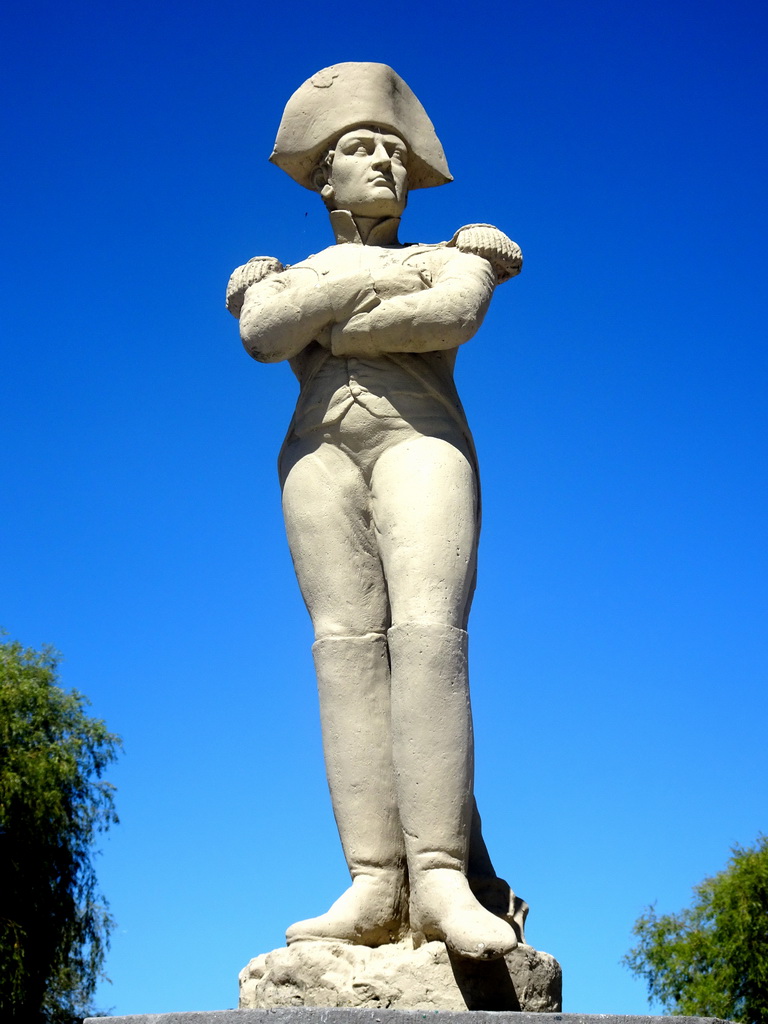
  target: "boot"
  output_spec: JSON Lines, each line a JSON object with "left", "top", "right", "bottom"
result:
{"left": 388, "top": 622, "right": 517, "bottom": 960}
{"left": 468, "top": 800, "right": 529, "bottom": 943}
{"left": 286, "top": 633, "right": 408, "bottom": 946}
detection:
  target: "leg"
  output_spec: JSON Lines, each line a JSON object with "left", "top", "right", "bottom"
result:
{"left": 280, "top": 441, "right": 407, "bottom": 944}
{"left": 371, "top": 433, "right": 478, "bottom": 630}
{"left": 372, "top": 436, "right": 517, "bottom": 959}
{"left": 281, "top": 438, "right": 389, "bottom": 640}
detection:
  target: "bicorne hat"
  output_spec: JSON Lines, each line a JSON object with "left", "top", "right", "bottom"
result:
{"left": 270, "top": 62, "right": 452, "bottom": 191}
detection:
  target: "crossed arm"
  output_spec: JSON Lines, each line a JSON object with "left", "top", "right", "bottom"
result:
{"left": 238, "top": 248, "right": 496, "bottom": 363}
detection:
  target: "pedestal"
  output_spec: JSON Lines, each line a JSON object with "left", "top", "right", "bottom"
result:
{"left": 87, "top": 1011, "right": 734, "bottom": 1024}
{"left": 240, "top": 940, "right": 561, "bottom": 1011}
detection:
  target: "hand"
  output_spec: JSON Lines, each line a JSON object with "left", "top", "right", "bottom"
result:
{"left": 330, "top": 314, "right": 378, "bottom": 357}
{"left": 370, "top": 261, "right": 430, "bottom": 300}
{"left": 326, "top": 270, "right": 380, "bottom": 321}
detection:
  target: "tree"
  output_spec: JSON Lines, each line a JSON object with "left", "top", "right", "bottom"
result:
{"left": 624, "top": 836, "right": 768, "bottom": 1024}
{"left": 0, "top": 636, "right": 121, "bottom": 1023}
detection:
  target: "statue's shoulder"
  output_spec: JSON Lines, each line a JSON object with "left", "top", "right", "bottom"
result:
{"left": 444, "top": 223, "right": 523, "bottom": 284}
{"left": 225, "top": 245, "right": 346, "bottom": 318}
{"left": 226, "top": 255, "right": 285, "bottom": 318}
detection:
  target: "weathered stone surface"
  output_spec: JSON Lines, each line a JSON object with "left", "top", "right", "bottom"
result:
{"left": 87, "top": 1011, "right": 734, "bottom": 1024}
{"left": 239, "top": 940, "right": 561, "bottom": 1011}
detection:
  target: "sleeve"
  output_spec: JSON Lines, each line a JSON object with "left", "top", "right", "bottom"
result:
{"left": 331, "top": 248, "right": 497, "bottom": 357}
{"left": 239, "top": 264, "right": 379, "bottom": 363}
{"left": 225, "top": 256, "right": 285, "bottom": 319}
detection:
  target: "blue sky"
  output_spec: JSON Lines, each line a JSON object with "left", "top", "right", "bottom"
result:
{"left": 2, "top": 0, "right": 767, "bottom": 1015}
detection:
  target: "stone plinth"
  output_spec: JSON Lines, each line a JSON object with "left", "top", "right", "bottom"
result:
{"left": 239, "top": 940, "right": 561, "bottom": 1011}
{"left": 87, "top": 1011, "right": 734, "bottom": 1024}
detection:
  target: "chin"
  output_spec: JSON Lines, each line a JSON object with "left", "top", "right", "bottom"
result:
{"left": 352, "top": 199, "right": 407, "bottom": 219}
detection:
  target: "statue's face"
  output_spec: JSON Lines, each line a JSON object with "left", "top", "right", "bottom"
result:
{"left": 326, "top": 128, "right": 409, "bottom": 218}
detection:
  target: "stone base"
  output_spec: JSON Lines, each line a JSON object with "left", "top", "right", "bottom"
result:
{"left": 239, "top": 940, "right": 562, "bottom": 1011}
{"left": 86, "top": 1010, "right": 735, "bottom": 1024}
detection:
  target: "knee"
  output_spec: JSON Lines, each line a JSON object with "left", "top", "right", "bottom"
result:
{"left": 310, "top": 598, "right": 390, "bottom": 643}
{"left": 313, "top": 621, "right": 388, "bottom": 642}
{"left": 388, "top": 612, "right": 464, "bottom": 632}
{"left": 387, "top": 574, "right": 474, "bottom": 632}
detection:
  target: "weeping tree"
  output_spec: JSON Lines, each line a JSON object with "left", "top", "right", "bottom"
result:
{"left": 624, "top": 836, "right": 768, "bottom": 1024}
{"left": 0, "top": 636, "right": 121, "bottom": 1023}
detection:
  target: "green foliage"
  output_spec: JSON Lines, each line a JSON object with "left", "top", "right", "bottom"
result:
{"left": 0, "top": 636, "right": 121, "bottom": 1023}
{"left": 624, "top": 836, "right": 768, "bottom": 1024}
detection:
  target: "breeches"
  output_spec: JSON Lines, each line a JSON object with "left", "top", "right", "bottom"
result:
{"left": 279, "top": 399, "right": 479, "bottom": 639}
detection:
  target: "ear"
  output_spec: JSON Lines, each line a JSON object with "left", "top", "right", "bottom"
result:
{"left": 310, "top": 164, "right": 329, "bottom": 193}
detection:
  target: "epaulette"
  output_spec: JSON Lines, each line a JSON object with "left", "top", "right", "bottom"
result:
{"left": 446, "top": 224, "right": 523, "bottom": 284}
{"left": 225, "top": 255, "right": 285, "bottom": 318}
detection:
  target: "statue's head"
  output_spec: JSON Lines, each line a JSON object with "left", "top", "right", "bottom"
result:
{"left": 310, "top": 126, "right": 409, "bottom": 219}
{"left": 270, "top": 63, "right": 451, "bottom": 219}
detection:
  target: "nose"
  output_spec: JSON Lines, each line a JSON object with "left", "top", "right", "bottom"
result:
{"left": 370, "top": 141, "right": 391, "bottom": 171}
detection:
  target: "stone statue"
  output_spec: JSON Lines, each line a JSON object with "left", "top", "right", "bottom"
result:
{"left": 227, "top": 63, "right": 526, "bottom": 965}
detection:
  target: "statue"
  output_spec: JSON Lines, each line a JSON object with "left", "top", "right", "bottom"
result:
{"left": 227, "top": 63, "right": 526, "bottom": 965}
